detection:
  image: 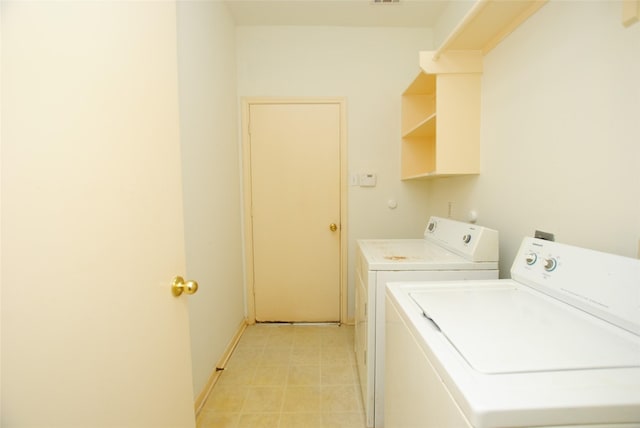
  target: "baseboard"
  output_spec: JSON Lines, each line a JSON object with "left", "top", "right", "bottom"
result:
{"left": 194, "top": 318, "right": 248, "bottom": 415}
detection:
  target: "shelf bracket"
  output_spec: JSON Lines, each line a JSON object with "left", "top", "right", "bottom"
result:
{"left": 419, "top": 50, "right": 483, "bottom": 75}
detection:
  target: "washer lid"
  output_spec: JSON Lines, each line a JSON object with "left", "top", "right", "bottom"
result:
{"left": 358, "top": 239, "right": 497, "bottom": 271}
{"left": 410, "top": 284, "right": 640, "bottom": 374}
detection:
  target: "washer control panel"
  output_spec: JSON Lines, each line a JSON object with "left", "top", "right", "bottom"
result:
{"left": 512, "top": 237, "right": 640, "bottom": 335}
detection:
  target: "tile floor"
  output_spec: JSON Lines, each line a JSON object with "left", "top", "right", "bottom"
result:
{"left": 196, "top": 323, "right": 366, "bottom": 428}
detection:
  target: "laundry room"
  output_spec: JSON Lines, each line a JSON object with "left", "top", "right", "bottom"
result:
{"left": 2, "top": 0, "right": 639, "bottom": 426}
{"left": 170, "top": 0, "right": 640, "bottom": 423}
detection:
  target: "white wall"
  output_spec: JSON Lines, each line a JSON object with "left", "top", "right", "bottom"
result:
{"left": 176, "top": 2, "right": 245, "bottom": 398}
{"left": 0, "top": 3, "right": 3, "bottom": 408}
{"left": 236, "top": 26, "right": 434, "bottom": 319}
{"left": 427, "top": 0, "right": 640, "bottom": 276}
{"left": 433, "top": 0, "right": 474, "bottom": 48}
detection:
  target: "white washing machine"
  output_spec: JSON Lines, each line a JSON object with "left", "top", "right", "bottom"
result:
{"left": 355, "top": 216, "right": 499, "bottom": 427}
{"left": 385, "top": 237, "right": 640, "bottom": 427}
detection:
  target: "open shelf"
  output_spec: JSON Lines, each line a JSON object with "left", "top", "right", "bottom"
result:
{"left": 400, "top": 67, "right": 481, "bottom": 180}
{"left": 434, "top": 0, "right": 548, "bottom": 59}
{"left": 403, "top": 113, "right": 436, "bottom": 139}
{"left": 400, "top": 0, "right": 548, "bottom": 180}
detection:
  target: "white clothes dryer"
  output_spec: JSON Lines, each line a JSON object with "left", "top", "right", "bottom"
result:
{"left": 355, "top": 216, "right": 499, "bottom": 427}
{"left": 385, "top": 237, "right": 640, "bottom": 427}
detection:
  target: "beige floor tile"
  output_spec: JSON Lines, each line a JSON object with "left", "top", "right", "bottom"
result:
{"left": 196, "top": 411, "right": 239, "bottom": 428}
{"left": 235, "top": 338, "right": 268, "bottom": 351}
{"left": 321, "top": 412, "right": 366, "bottom": 428}
{"left": 242, "top": 324, "right": 275, "bottom": 336}
{"left": 236, "top": 413, "right": 280, "bottom": 428}
{"left": 204, "top": 385, "right": 248, "bottom": 413}
{"left": 217, "top": 366, "right": 256, "bottom": 386}
{"left": 251, "top": 365, "right": 289, "bottom": 386}
{"left": 321, "top": 346, "right": 356, "bottom": 366}
{"left": 321, "top": 385, "right": 362, "bottom": 413}
{"left": 293, "top": 329, "right": 324, "bottom": 347}
{"left": 242, "top": 386, "right": 285, "bottom": 413}
{"left": 291, "top": 346, "right": 322, "bottom": 365}
{"left": 287, "top": 365, "right": 321, "bottom": 385}
{"left": 279, "top": 412, "right": 323, "bottom": 428}
{"left": 259, "top": 346, "right": 292, "bottom": 366}
{"left": 225, "top": 347, "right": 262, "bottom": 369}
{"left": 200, "top": 324, "right": 364, "bottom": 428}
{"left": 321, "top": 329, "right": 352, "bottom": 346}
{"left": 321, "top": 364, "right": 357, "bottom": 385}
{"left": 282, "top": 386, "right": 322, "bottom": 412}
{"left": 267, "top": 333, "right": 295, "bottom": 347}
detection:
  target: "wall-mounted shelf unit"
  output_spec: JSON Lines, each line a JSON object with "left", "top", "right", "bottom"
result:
{"left": 401, "top": 53, "right": 482, "bottom": 180}
{"left": 623, "top": 0, "right": 640, "bottom": 27}
{"left": 401, "top": 0, "right": 547, "bottom": 180}
{"left": 433, "top": 0, "right": 548, "bottom": 60}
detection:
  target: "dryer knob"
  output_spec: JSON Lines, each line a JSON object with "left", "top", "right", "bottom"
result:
{"left": 462, "top": 234, "right": 472, "bottom": 244}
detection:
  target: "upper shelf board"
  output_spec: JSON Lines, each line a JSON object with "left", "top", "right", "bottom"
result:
{"left": 433, "top": 0, "right": 548, "bottom": 60}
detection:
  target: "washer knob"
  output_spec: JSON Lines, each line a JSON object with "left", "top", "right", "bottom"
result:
{"left": 525, "top": 253, "right": 537, "bottom": 265}
{"left": 462, "top": 234, "right": 472, "bottom": 244}
{"left": 544, "top": 258, "right": 557, "bottom": 272}
{"left": 427, "top": 222, "right": 436, "bottom": 232}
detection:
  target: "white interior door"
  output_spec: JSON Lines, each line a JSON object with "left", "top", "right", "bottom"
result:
{"left": 249, "top": 102, "right": 342, "bottom": 322}
{"left": 1, "top": 2, "right": 195, "bottom": 426}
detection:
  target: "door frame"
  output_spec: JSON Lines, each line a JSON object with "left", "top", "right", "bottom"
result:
{"left": 241, "top": 97, "right": 348, "bottom": 324}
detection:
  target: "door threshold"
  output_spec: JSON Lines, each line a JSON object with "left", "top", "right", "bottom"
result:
{"left": 256, "top": 321, "right": 341, "bottom": 326}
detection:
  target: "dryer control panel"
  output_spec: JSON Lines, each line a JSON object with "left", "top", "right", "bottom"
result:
{"left": 424, "top": 216, "right": 499, "bottom": 262}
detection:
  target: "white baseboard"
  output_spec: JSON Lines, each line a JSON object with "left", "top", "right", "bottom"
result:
{"left": 194, "top": 318, "right": 248, "bottom": 415}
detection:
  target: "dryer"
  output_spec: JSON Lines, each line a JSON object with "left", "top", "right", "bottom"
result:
{"left": 385, "top": 237, "right": 640, "bottom": 427}
{"left": 355, "top": 216, "right": 499, "bottom": 427}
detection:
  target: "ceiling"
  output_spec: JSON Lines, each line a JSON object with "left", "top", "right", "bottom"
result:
{"left": 223, "top": 0, "right": 451, "bottom": 28}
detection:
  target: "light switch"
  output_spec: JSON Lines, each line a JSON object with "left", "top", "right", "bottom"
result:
{"left": 359, "top": 173, "right": 377, "bottom": 187}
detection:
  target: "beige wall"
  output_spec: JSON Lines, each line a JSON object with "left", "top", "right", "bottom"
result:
{"left": 176, "top": 2, "right": 245, "bottom": 397}
{"left": 433, "top": 0, "right": 474, "bottom": 48}
{"left": 427, "top": 0, "right": 640, "bottom": 276}
{"left": 0, "top": 3, "right": 3, "bottom": 408}
{"left": 236, "top": 26, "right": 434, "bottom": 319}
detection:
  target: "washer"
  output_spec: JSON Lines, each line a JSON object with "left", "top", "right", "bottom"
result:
{"left": 355, "top": 216, "right": 499, "bottom": 427}
{"left": 385, "top": 237, "right": 640, "bottom": 427}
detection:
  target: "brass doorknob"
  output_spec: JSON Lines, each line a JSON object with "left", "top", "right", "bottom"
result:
{"left": 172, "top": 276, "right": 198, "bottom": 297}
{"left": 329, "top": 223, "right": 338, "bottom": 232}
